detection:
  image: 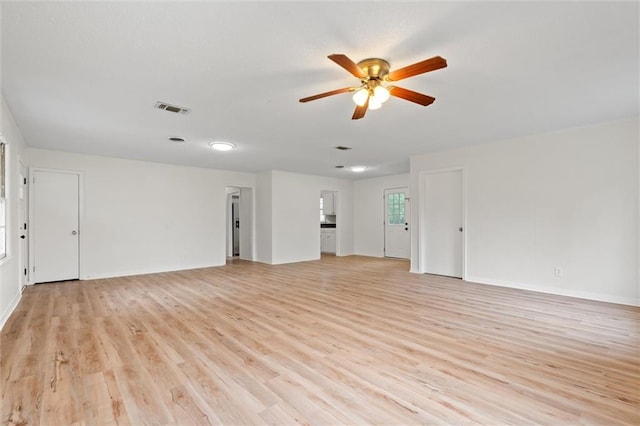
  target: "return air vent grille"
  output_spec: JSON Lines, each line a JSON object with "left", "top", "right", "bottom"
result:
{"left": 154, "top": 101, "right": 191, "bottom": 115}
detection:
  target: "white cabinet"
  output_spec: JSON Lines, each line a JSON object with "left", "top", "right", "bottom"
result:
{"left": 320, "top": 229, "right": 336, "bottom": 253}
{"left": 321, "top": 191, "right": 335, "bottom": 215}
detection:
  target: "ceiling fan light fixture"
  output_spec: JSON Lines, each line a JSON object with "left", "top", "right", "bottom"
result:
{"left": 368, "top": 97, "right": 382, "bottom": 110}
{"left": 373, "top": 85, "right": 390, "bottom": 103}
{"left": 300, "top": 53, "right": 447, "bottom": 119}
{"left": 209, "top": 141, "right": 236, "bottom": 151}
{"left": 352, "top": 88, "right": 369, "bottom": 106}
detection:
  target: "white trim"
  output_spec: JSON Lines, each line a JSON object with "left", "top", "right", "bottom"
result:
{"left": 0, "top": 254, "right": 12, "bottom": 267}
{"left": 417, "top": 167, "right": 467, "bottom": 279}
{"left": 29, "top": 168, "right": 84, "bottom": 283}
{"left": 466, "top": 275, "right": 640, "bottom": 307}
{"left": 320, "top": 189, "right": 341, "bottom": 256}
{"left": 0, "top": 287, "right": 21, "bottom": 331}
{"left": 17, "top": 158, "right": 29, "bottom": 288}
{"left": 226, "top": 184, "right": 256, "bottom": 262}
{"left": 82, "top": 262, "right": 225, "bottom": 281}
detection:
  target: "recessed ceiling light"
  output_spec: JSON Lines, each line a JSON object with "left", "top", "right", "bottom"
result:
{"left": 168, "top": 137, "right": 186, "bottom": 143}
{"left": 350, "top": 166, "right": 367, "bottom": 173}
{"left": 209, "top": 141, "right": 236, "bottom": 151}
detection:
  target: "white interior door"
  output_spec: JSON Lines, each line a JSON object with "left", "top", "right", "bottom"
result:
{"left": 33, "top": 170, "right": 79, "bottom": 283}
{"left": 18, "top": 162, "right": 28, "bottom": 287}
{"left": 421, "top": 170, "right": 463, "bottom": 277}
{"left": 384, "top": 187, "right": 410, "bottom": 259}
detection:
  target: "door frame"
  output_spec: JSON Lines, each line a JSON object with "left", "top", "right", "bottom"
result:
{"left": 319, "top": 189, "right": 340, "bottom": 256}
{"left": 417, "top": 167, "right": 467, "bottom": 278}
{"left": 29, "top": 168, "right": 84, "bottom": 284}
{"left": 383, "top": 186, "right": 410, "bottom": 259}
{"left": 226, "top": 190, "right": 240, "bottom": 257}
{"left": 225, "top": 185, "right": 255, "bottom": 263}
{"left": 18, "top": 159, "right": 29, "bottom": 289}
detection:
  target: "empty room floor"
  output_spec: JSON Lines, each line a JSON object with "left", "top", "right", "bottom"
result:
{"left": 2, "top": 256, "right": 638, "bottom": 424}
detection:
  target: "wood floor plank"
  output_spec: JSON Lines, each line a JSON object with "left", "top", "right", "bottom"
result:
{"left": 1, "top": 255, "right": 638, "bottom": 425}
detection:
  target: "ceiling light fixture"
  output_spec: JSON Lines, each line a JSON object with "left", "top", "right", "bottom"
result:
{"left": 351, "top": 83, "right": 390, "bottom": 110}
{"left": 209, "top": 141, "right": 236, "bottom": 151}
{"left": 350, "top": 166, "right": 367, "bottom": 173}
{"left": 300, "top": 55, "right": 446, "bottom": 120}
{"left": 352, "top": 88, "right": 368, "bottom": 107}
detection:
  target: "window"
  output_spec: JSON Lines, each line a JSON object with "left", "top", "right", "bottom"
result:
{"left": 387, "top": 192, "right": 405, "bottom": 225}
{"left": 0, "top": 141, "right": 6, "bottom": 258}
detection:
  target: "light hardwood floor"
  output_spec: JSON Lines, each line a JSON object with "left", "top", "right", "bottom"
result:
{"left": 2, "top": 256, "right": 639, "bottom": 425}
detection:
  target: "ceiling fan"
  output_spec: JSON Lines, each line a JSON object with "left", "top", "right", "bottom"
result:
{"left": 299, "top": 54, "right": 447, "bottom": 120}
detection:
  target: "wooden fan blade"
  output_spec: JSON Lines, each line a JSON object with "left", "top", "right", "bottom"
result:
{"left": 387, "top": 56, "right": 447, "bottom": 81}
{"left": 299, "top": 87, "right": 353, "bottom": 103}
{"left": 388, "top": 86, "right": 436, "bottom": 106}
{"left": 328, "top": 54, "right": 367, "bottom": 79}
{"left": 352, "top": 97, "right": 369, "bottom": 120}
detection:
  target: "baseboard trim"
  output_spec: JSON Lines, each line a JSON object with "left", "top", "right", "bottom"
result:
{"left": 466, "top": 275, "right": 639, "bottom": 307}
{"left": 80, "top": 263, "right": 226, "bottom": 281}
{"left": 0, "top": 290, "right": 22, "bottom": 331}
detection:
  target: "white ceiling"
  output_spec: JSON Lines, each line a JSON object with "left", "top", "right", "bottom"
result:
{"left": 2, "top": 1, "right": 638, "bottom": 179}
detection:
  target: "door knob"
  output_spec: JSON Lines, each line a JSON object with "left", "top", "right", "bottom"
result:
{"left": 459, "top": 227, "right": 463, "bottom": 232}
{"left": 71, "top": 230, "right": 77, "bottom": 235}
{"left": 20, "top": 235, "right": 25, "bottom": 239}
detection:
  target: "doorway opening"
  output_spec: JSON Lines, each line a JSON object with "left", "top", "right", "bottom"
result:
{"left": 320, "top": 190, "right": 338, "bottom": 255}
{"left": 226, "top": 186, "right": 254, "bottom": 263}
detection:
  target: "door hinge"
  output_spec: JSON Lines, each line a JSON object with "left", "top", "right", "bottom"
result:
{"left": 23, "top": 177, "right": 27, "bottom": 185}
{"left": 24, "top": 223, "right": 27, "bottom": 230}
{"left": 24, "top": 268, "right": 27, "bottom": 276}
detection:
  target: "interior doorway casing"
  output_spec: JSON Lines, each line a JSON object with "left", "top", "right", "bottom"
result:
{"left": 417, "top": 167, "right": 467, "bottom": 278}
{"left": 225, "top": 186, "right": 255, "bottom": 262}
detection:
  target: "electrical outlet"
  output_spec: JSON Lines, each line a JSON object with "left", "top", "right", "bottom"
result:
{"left": 553, "top": 267, "right": 563, "bottom": 278}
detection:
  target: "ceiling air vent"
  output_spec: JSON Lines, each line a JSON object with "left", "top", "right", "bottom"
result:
{"left": 335, "top": 146, "right": 352, "bottom": 150}
{"left": 154, "top": 101, "right": 191, "bottom": 115}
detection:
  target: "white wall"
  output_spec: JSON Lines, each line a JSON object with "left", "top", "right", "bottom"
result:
{"left": 410, "top": 117, "right": 639, "bottom": 306}
{"left": 353, "top": 173, "right": 409, "bottom": 257}
{"left": 0, "top": 95, "right": 27, "bottom": 330}
{"left": 255, "top": 171, "right": 273, "bottom": 264}
{"left": 266, "top": 170, "right": 354, "bottom": 265}
{"left": 238, "top": 187, "right": 253, "bottom": 261}
{"left": 27, "top": 148, "right": 255, "bottom": 280}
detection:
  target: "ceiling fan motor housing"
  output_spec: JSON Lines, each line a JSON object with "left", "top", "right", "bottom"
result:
{"left": 356, "top": 58, "right": 390, "bottom": 81}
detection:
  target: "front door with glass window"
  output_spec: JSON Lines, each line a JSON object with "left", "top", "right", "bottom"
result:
{"left": 384, "top": 187, "right": 410, "bottom": 259}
